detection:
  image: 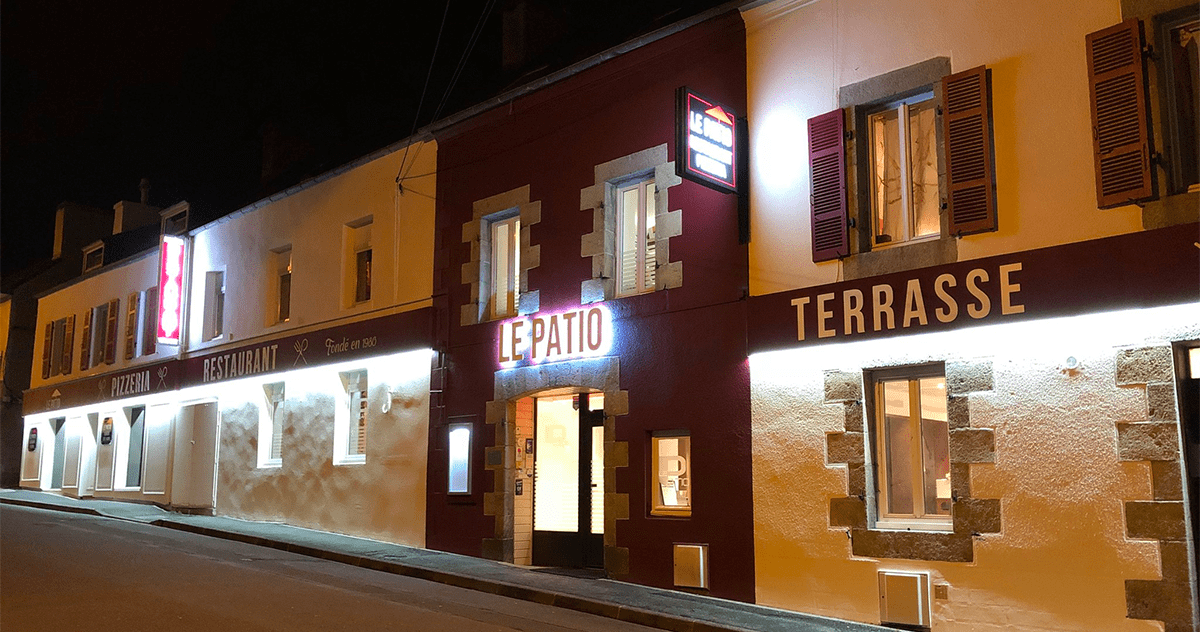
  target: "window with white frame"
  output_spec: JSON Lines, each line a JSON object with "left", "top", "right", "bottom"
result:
{"left": 204, "top": 271, "right": 225, "bottom": 341}
{"left": 123, "top": 405, "right": 146, "bottom": 489}
{"left": 486, "top": 212, "right": 520, "bottom": 319}
{"left": 650, "top": 431, "right": 691, "bottom": 516}
{"left": 260, "top": 382, "right": 285, "bottom": 467}
{"left": 274, "top": 247, "right": 292, "bottom": 323}
{"left": 865, "top": 93, "right": 940, "bottom": 247}
{"left": 869, "top": 366, "right": 952, "bottom": 530}
{"left": 83, "top": 243, "right": 104, "bottom": 273}
{"left": 447, "top": 422, "right": 472, "bottom": 494}
{"left": 337, "top": 369, "right": 368, "bottom": 463}
{"left": 616, "top": 178, "right": 656, "bottom": 296}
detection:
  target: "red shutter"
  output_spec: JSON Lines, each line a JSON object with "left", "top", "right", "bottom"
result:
{"left": 104, "top": 298, "right": 119, "bottom": 365}
{"left": 1087, "top": 19, "right": 1154, "bottom": 208}
{"left": 809, "top": 108, "right": 849, "bottom": 262}
{"left": 42, "top": 322, "right": 53, "bottom": 379}
{"left": 61, "top": 315, "right": 75, "bottom": 376}
{"left": 80, "top": 308, "right": 93, "bottom": 371}
{"left": 942, "top": 65, "right": 997, "bottom": 235}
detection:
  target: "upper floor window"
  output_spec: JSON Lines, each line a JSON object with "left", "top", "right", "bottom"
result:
{"left": 140, "top": 286, "right": 158, "bottom": 356}
{"left": 162, "top": 208, "right": 188, "bottom": 236}
{"left": 616, "top": 179, "right": 656, "bottom": 296}
{"left": 487, "top": 212, "right": 520, "bottom": 319}
{"left": 81, "top": 298, "right": 119, "bottom": 369}
{"left": 83, "top": 243, "right": 104, "bottom": 273}
{"left": 344, "top": 217, "right": 373, "bottom": 307}
{"left": 868, "top": 366, "right": 952, "bottom": 531}
{"left": 273, "top": 247, "right": 292, "bottom": 323}
{"left": 203, "top": 271, "right": 225, "bottom": 341}
{"left": 866, "top": 94, "right": 940, "bottom": 247}
{"left": 41, "top": 316, "right": 74, "bottom": 379}
{"left": 1158, "top": 9, "right": 1199, "bottom": 194}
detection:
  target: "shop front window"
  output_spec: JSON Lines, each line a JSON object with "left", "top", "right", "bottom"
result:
{"left": 651, "top": 432, "right": 691, "bottom": 517}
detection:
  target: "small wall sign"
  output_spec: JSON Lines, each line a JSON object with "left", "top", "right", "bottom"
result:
{"left": 515, "top": 479, "right": 524, "bottom": 496}
{"left": 101, "top": 418, "right": 114, "bottom": 445}
{"left": 27, "top": 428, "right": 37, "bottom": 452}
{"left": 676, "top": 87, "right": 738, "bottom": 194}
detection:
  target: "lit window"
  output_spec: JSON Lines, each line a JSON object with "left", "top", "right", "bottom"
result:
{"left": 260, "top": 382, "right": 285, "bottom": 467}
{"left": 204, "top": 271, "right": 225, "bottom": 341}
{"left": 616, "top": 179, "right": 656, "bottom": 296}
{"left": 870, "top": 369, "right": 951, "bottom": 530}
{"left": 1158, "top": 10, "right": 1199, "bottom": 193}
{"left": 124, "top": 406, "right": 146, "bottom": 489}
{"left": 867, "top": 94, "right": 940, "bottom": 247}
{"left": 355, "top": 249, "right": 371, "bottom": 303}
{"left": 337, "top": 370, "right": 368, "bottom": 463}
{"left": 488, "top": 213, "right": 520, "bottom": 319}
{"left": 447, "top": 423, "right": 472, "bottom": 494}
{"left": 651, "top": 432, "right": 691, "bottom": 517}
{"left": 345, "top": 217, "right": 373, "bottom": 307}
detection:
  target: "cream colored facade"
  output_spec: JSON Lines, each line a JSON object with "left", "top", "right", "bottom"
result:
{"left": 742, "top": 0, "right": 1198, "bottom": 630}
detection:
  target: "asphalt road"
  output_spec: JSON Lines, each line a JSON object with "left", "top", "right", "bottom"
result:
{"left": 1, "top": 505, "right": 656, "bottom": 632}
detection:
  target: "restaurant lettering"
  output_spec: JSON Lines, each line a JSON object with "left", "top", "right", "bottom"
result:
{"left": 111, "top": 370, "right": 152, "bottom": 398}
{"left": 203, "top": 344, "right": 279, "bottom": 383}
{"left": 499, "top": 305, "right": 612, "bottom": 366}
{"left": 790, "top": 263, "right": 1024, "bottom": 341}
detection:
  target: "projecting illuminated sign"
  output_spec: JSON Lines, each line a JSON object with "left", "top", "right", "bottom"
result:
{"left": 157, "top": 235, "right": 186, "bottom": 345}
{"left": 676, "top": 87, "right": 738, "bottom": 193}
{"left": 498, "top": 304, "right": 613, "bottom": 367}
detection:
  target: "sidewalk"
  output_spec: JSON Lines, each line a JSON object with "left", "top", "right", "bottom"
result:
{"left": 1, "top": 489, "right": 886, "bottom": 632}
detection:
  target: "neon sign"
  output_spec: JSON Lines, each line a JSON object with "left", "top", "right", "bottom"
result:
{"left": 157, "top": 235, "right": 186, "bottom": 345}
{"left": 676, "top": 87, "right": 738, "bottom": 193}
{"left": 498, "top": 304, "right": 613, "bottom": 367}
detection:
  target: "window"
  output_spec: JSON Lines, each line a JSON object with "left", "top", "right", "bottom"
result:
{"left": 124, "top": 292, "right": 140, "bottom": 360}
{"left": 274, "top": 247, "right": 292, "bottom": 323}
{"left": 345, "top": 217, "right": 373, "bottom": 307}
{"left": 337, "top": 370, "right": 368, "bottom": 463}
{"left": 81, "top": 299, "right": 119, "bottom": 369}
{"left": 869, "top": 368, "right": 951, "bottom": 530}
{"left": 866, "top": 94, "right": 940, "bottom": 247}
{"left": 447, "top": 422, "right": 472, "bottom": 494}
{"left": 124, "top": 406, "right": 146, "bottom": 489}
{"left": 1158, "top": 9, "right": 1199, "bottom": 194}
{"left": 260, "top": 382, "right": 285, "bottom": 467}
{"left": 140, "top": 287, "right": 158, "bottom": 356}
{"left": 83, "top": 243, "right": 104, "bottom": 273}
{"left": 651, "top": 432, "right": 691, "bottom": 517}
{"left": 487, "top": 213, "right": 520, "bottom": 318}
{"left": 162, "top": 208, "right": 188, "bottom": 235}
{"left": 204, "top": 271, "right": 225, "bottom": 341}
{"left": 810, "top": 58, "right": 997, "bottom": 264}
{"left": 41, "top": 316, "right": 74, "bottom": 378}
{"left": 616, "top": 179, "right": 656, "bottom": 296}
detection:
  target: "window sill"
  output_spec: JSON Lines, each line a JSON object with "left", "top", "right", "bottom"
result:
{"left": 650, "top": 507, "right": 691, "bottom": 518}
{"left": 334, "top": 455, "right": 366, "bottom": 466}
{"left": 873, "top": 518, "right": 953, "bottom": 533}
{"left": 258, "top": 460, "right": 282, "bottom": 469}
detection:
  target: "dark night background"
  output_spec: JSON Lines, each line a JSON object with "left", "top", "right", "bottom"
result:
{"left": 1, "top": 0, "right": 727, "bottom": 277}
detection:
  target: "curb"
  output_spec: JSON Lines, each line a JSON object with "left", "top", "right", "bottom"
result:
{"left": 151, "top": 518, "right": 746, "bottom": 632}
{"left": 1, "top": 497, "right": 103, "bottom": 517}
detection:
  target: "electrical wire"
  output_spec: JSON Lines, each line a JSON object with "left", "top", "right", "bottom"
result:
{"left": 397, "top": 0, "right": 452, "bottom": 187}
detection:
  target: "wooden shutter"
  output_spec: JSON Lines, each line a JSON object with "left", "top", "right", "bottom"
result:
{"left": 42, "top": 322, "right": 53, "bottom": 379}
{"left": 942, "top": 65, "right": 997, "bottom": 235}
{"left": 1087, "top": 19, "right": 1154, "bottom": 208}
{"left": 809, "top": 109, "right": 849, "bottom": 262}
{"left": 125, "top": 292, "right": 139, "bottom": 360}
{"left": 104, "top": 298, "right": 119, "bottom": 365}
{"left": 61, "top": 315, "right": 75, "bottom": 376}
{"left": 80, "top": 307, "right": 93, "bottom": 371}
{"left": 142, "top": 287, "right": 158, "bottom": 355}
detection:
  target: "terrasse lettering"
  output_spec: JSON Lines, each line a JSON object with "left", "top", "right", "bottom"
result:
{"left": 790, "top": 263, "right": 1024, "bottom": 341}
{"left": 203, "top": 344, "right": 279, "bottom": 383}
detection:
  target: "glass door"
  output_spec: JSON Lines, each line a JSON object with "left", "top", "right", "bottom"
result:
{"left": 532, "top": 393, "right": 604, "bottom": 568}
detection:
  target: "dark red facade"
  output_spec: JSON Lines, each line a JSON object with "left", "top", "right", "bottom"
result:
{"left": 425, "top": 11, "right": 755, "bottom": 601}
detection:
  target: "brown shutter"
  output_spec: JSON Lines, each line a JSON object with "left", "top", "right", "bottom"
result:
{"left": 61, "top": 315, "right": 75, "bottom": 376}
{"left": 104, "top": 298, "right": 119, "bottom": 364}
{"left": 809, "top": 108, "right": 849, "bottom": 262}
{"left": 125, "top": 292, "right": 139, "bottom": 360}
{"left": 142, "top": 287, "right": 158, "bottom": 355}
{"left": 80, "top": 307, "right": 93, "bottom": 371}
{"left": 1087, "top": 19, "right": 1155, "bottom": 208}
{"left": 942, "top": 65, "right": 998, "bottom": 235}
{"left": 42, "top": 322, "right": 53, "bottom": 379}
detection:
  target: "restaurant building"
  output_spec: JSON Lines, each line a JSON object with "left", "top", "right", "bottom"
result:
{"left": 740, "top": 0, "right": 1198, "bottom": 630}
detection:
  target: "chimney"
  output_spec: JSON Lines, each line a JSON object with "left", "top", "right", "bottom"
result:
{"left": 140, "top": 178, "right": 151, "bottom": 205}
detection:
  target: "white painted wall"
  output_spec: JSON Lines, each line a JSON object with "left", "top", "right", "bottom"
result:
{"left": 742, "top": 0, "right": 1141, "bottom": 296}
{"left": 749, "top": 301, "right": 1198, "bottom": 631}
{"left": 185, "top": 140, "right": 437, "bottom": 353}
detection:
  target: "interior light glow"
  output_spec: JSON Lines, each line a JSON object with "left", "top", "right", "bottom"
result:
{"left": 1190, "top": 347, "right": 1200, "bottom": 379}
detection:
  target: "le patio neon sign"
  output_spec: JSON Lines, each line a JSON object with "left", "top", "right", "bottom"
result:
{"left": 157, "top": 235, "right": 186, "bottom": 345}
{"left": 676, "top": 87, "right": 738, "bottom": 193}
{"left": 498, "top": 304, "right": 612, "bottom": 367}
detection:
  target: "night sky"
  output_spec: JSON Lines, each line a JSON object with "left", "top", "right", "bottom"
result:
{"left": 1, "top": 0, "right": 726, "bottom": 276}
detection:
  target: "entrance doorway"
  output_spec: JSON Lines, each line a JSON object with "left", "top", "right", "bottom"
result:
{"left": 519, "top": 392, "right": 604, "bottom": 568}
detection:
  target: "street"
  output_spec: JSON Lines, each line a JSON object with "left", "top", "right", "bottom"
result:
{"left": 1, "top": 505, "right": 656, "bottom": 632}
